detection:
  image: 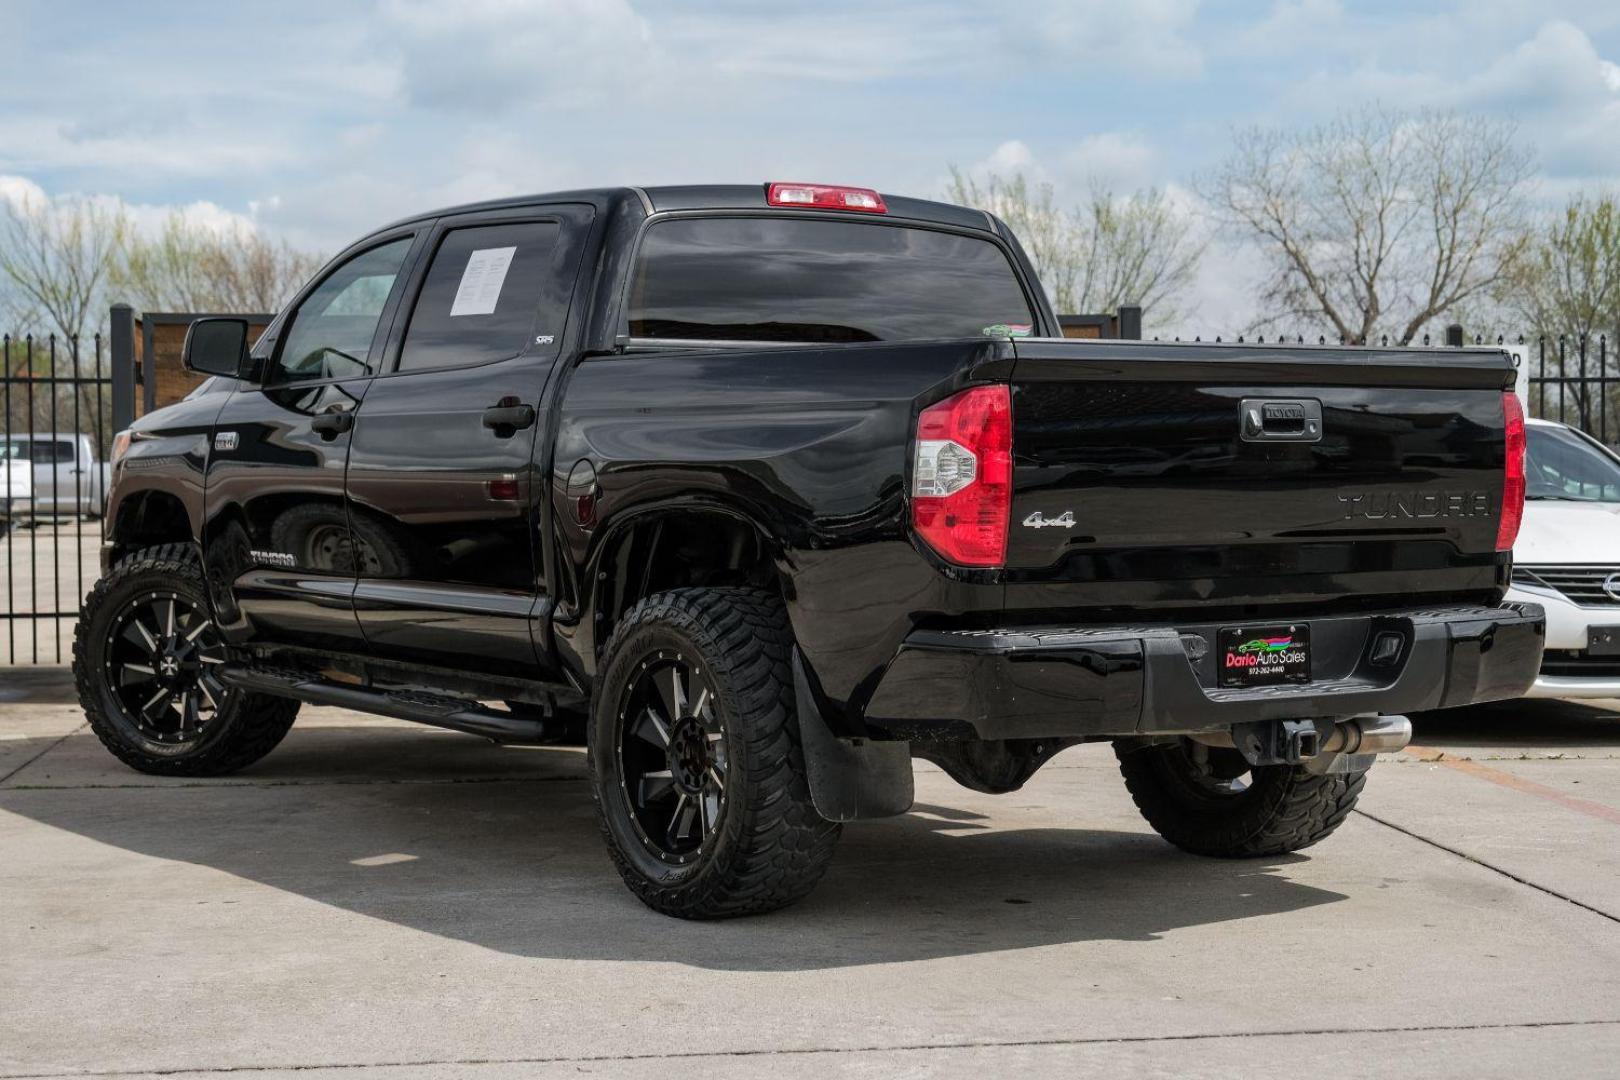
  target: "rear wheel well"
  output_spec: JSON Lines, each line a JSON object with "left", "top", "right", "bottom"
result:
{"left": 594, "top": 511, "right": 779, "bottom": 658}
{"left": 109, "top": 490, "right": 192, "bottom": 561}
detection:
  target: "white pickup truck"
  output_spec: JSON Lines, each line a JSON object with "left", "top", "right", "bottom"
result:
{"left": 1, "top": 432, "right": 108, "bottom": 523}
{"left": 1, "top": 451, "right": 29, "bottom": 534}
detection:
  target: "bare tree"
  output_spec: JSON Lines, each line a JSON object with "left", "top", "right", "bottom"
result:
{"left": 1208, "top": 108, "right": 1533, "bottom": 344}
{"left": 947, "top": 168, "right": 1204, "bottom": 324}
{"left": 0, "top": 192, "right": 128, "bottom": 343}
{"left": 113, "top": 213, "right": 323, "bottom": 315}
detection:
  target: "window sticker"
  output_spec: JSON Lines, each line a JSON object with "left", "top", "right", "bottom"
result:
{"left": 450, "top": 246, "right": 517, "bottom": 317}
{"left": 980, "top": 322, "right": 1032, "bottom": 338}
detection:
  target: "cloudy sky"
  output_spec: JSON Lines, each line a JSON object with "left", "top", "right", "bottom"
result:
{"left": 4, "top": 0, "right": 1620, "bottom": 333}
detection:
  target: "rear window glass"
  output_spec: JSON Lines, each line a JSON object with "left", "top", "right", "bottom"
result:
{"left": 627, "top": 217, "right": 1035, "bottom": 343}
{"left": 398, "top": 221, "right": 563, "bottom": 372}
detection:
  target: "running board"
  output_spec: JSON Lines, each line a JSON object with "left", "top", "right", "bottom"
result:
{"left": 217, "top": 665, "right": 551, "bottom": 744}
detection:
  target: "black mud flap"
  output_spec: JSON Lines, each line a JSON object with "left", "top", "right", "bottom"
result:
{"left": 793, "top": 650, "right": 913, "bottom": 821}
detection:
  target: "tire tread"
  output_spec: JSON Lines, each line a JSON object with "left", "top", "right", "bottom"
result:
{"left": 593, "top": 586, "right": 840, "bottom": 918}
{"left": 1115, "top": 741, "right": 1366, "bottom": 858}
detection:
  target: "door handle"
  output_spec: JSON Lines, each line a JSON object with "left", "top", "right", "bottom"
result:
{"left": 482, "top": 402, "right": 536, "bottom": 437}
{"left": 311, "top": 410, "right": 354, "bottom": 440}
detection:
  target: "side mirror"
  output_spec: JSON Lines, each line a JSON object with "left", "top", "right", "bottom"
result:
{"left": 182, "top": 318, "right": 249, "bottom": 378}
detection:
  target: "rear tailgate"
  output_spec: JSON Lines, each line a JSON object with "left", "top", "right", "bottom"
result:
{"left": 1004, "top": 339, "right": 1516, "bottom": 622}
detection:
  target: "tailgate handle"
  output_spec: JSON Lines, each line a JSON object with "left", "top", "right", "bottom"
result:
{"left": 1240, "top": 398, "right": 1322, "bottom": 443}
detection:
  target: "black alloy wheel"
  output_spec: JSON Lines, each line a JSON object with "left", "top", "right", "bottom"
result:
{"left": 615, "top": 650, "right": 728, "bottom": 863}
{"left": 103, "top": 589, "right": 232, "bottom": 744}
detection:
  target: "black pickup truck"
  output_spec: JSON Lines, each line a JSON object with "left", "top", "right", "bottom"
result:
{"left": 73, "top": 182, "right": 1543, "bottom": 918}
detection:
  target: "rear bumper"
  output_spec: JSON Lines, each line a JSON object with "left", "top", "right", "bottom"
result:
{"left": 1524, "top": 675, "right": 1620, "bottom": 700}
{"left": 860, "top": 602, "right": 1546, "bottom": 740}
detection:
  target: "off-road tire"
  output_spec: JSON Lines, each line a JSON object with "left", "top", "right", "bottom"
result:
{"left": 1115, "top": 739, "right": 1366, "bottom": 857}
{"left": 591, "top": 587, "right": 840, "bottom": 918}
{"left": 73, "top": 543, "right": 299, "bottom": 776}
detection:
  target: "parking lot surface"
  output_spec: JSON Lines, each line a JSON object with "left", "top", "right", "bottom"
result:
{"left": 2, "top": 669, "right": 1618, "bottom": 1079}
{"left": 0, "top": 521, "right": 103, "bottom": 666}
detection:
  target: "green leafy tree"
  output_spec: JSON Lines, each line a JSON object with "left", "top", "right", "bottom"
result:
{"left": 1509, "top": 191, "right": 1620, "bottom": 344}
{"left": 1503, "top": 190, "right": 1620, "bottom": 426}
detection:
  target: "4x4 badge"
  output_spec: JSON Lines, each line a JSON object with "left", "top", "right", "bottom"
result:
{"left": 1022, "top": 510, "right": 1075, "bottom": 529}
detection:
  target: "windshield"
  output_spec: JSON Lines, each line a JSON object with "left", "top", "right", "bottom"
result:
{"left": 628, "top": 216, "right": 1036, "bottom": 343}
{"left": 0, "top": 440, "right": 28, "bottom": 461}
{"left": 1525, "top": 425, "right": 1620, "bottom": 502}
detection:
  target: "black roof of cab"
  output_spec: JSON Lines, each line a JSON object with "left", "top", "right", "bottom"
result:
{"left": 377, "top": 184, "right": 999, "bottom": 237}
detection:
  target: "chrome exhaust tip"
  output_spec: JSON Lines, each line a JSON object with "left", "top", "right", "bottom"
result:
{"left": 1324, "top": 714, "right": 1413, "bottom": 757}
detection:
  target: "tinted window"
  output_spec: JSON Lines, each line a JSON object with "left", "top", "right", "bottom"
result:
{"left": 271, "top": 237, "right": 413, "bottom": 384}
{"left": 1526, "top": 425, "right": 1620, "bottom": 502}
{"left": 0, "top": 440, "right": 72, "bottom": 462}
{"left": 628, "top": 217, "right": 1036, "bottom": 343}
{"left": 398, "top": 221, "right": 563, "bottom": 372}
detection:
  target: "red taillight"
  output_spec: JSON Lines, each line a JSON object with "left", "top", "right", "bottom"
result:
{"left": 911, "top": 385, "right": 1012, "bottom": 567}
{"left": 1497, "top": 390, "right": 1526, "bottom": 552}
{"left": 766, "top": 182, "right": 886, "bottom": 214}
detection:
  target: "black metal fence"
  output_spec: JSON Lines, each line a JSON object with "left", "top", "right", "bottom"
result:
{"left": 2, "top": 328, "right": 130, "bottom": 664}
{"left": 1525, "top": 335, "right": 1613, "bottom": 445}
{"left": 1, "top": 312, "right": 1617, "bottom": 666}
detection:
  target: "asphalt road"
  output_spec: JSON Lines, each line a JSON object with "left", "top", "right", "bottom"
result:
{"left": 1, "top": 668, "right": 1617, "bottom": 1079}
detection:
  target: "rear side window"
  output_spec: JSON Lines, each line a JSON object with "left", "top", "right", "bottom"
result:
{"left": 627, "top": 217, "right": 1036, "bottom": 343}
{"left": 398, "top": 221, "right": 563, "bottom": 372}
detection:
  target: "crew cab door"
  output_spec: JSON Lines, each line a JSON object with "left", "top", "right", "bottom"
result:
{"left": 342, "top": 204, "right": 593, "bottom": 677}
{"left": 204, "top": 232, "right": 422, "bottom": 651}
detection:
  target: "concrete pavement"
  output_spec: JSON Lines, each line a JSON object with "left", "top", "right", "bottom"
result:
{"left": 2, "top": 669, "right": 1618, "bottom": 1079}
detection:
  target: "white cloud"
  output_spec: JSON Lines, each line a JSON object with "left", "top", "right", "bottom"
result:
{"left": 986, "top": 140, "right": 1040, "bottom": 175}
{"left": 1, "top": 173, "right": 262, "bottom": 246}
{"left": 377, "top": 0, "right": 655, "bottom": 111}
{"left": 0, "top": 174, "right": 48, "bottom": 210}
{"left": 1458, "top": 20, "right": 1620, "bottom": 108}
{"left": 1022, "top": 0, "right": 1204, "bottom": 79}
{"left": 1062, "top": 134, "right": 1160, "bottom": 192}
{"left": 958, "top": 135, "right": 1163, "bottom": 196}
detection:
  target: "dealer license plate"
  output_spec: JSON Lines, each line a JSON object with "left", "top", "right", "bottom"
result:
{"left": 1217, "top": 624, "right": 1312, "bottom": 688}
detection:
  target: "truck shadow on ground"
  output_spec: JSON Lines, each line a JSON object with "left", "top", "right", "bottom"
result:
{"left": 1411, "top": 698, "right": 1620, "bottom": 750}
{"left": 0, "top": 724, "right": 1349, "bottom": 972}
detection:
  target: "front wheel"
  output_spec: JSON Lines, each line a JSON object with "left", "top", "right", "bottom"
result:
{"left": 73, "top": 543, "right": 299, "bottom": 776}
{"left": 590, "top": 587, "right": 840, "bottom": 918}
{"left": 1115, "top": 738, "right": 1366, "bottom": 857}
